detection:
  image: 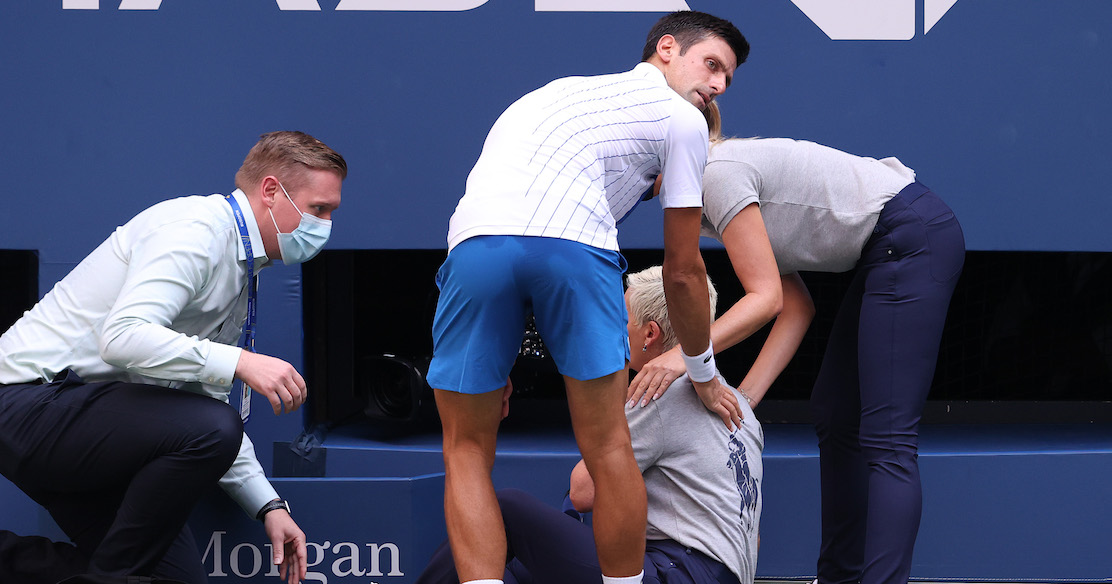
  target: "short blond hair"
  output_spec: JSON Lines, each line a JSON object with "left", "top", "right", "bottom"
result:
{"left": 626, "top": 265, "right": 717, "bottom": 352}
{"left": 234, "top": 131, "right": 348, "bottom": 192}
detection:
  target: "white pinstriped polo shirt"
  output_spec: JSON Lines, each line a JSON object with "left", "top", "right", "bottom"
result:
{"left": 447, "top": 62, "right": 710, "bottom": 252}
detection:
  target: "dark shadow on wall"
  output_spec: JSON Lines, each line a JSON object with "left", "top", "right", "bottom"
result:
{"left": 301, "top": 250, "right": 1112, "bottom": 431}
{"left": 0, "top": 250, "right": 38, "bottom": 333}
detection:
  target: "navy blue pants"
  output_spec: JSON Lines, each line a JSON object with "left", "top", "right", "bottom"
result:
{"left": 811, "top": 183, "right": 965, "bottom": 584}
{"left": 415, "top": 489, "right": 740, "bottom": 584}
{"left": 0, "top": 370, "right": 243, "bottom": 584}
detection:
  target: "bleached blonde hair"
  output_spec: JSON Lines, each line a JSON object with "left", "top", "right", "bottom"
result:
{"left": 626, "top": 265, "right": 717, "bottom": 352}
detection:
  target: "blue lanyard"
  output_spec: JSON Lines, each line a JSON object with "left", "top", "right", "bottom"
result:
{"left": 225, "top": 194, "right": 256, "bottom": 422}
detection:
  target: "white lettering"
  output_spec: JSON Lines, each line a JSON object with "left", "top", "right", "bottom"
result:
{"left": 202, "top": 531, "right": 229, "bottom": 577}
{"left": 58, "top": 0, "right": 966, "bottom": 31}
{"left": 791, "top": 0, "right": 962, "bottom": 40}
{"left": 304, "top": 540, "right": 330, "bottom": 584}
{"left": 335, "top": 0, "right": 487, "bottom": 10}
{"left": 791, "top": 0, "right": 914, "bottom": 40}
{"left": 63, "top": 0, "right": 308, "bottom": 9}
{"left": 118, "top": 0, "right": 161, "bottom": 9}
{"left": 925, "top": 0, "right": 959, "bottom": 33}
{"left": 64, "top": 0, "right": 692, "bottom": 11}
{"left": 230, "top": 542, "right": 264, "bottom": 578}
{"left": 331, "top": 541, "right": 365, "bottom": 577}
{"left": 203, "top": 533, "right": 406, "bottom": 581}
{"left": 277, "top": 0, "right": 322, "bottom": 10}
{"left": 367, "top": 542, "right": 404, "bottom": 577}
{"left": 536, "top": 0, "right": 689, "bottom": 11}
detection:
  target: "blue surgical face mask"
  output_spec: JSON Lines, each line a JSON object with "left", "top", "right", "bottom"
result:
{"left": 269, "top": 181, "right": 332, "bottom": 265}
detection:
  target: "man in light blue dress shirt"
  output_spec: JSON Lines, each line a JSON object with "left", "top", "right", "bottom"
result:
{"left": 0, "top": 131, "right": 346, "bottom": 584}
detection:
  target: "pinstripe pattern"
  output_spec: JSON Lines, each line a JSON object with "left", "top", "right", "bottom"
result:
{"left": 448, "top": 62, "right": 707, "bottom": 252}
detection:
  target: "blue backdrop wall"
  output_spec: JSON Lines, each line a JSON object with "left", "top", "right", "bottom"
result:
{"left": 5, "top": 0, "right": 1112, "bottom": 505}
{"left": 3, "top": 0, "right": 1111, "bottom": 263}
{"left": 3, "top": 2, "right": 1112, "bottom": 581}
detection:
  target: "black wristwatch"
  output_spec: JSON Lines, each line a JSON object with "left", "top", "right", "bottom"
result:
{"left": 256, "top": 498, "right": 291, "bottom": 521}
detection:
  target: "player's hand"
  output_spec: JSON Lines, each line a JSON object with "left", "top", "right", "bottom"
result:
{"left": 627, "top": 348, "right": 684, "bottom": 408}
{"left": 234, "top": 351, "right": 307, "bottom": 415}
{"left": 692, "top": 376, "right": 743, "bottom": 431}
{"left": 263, "top": 508, "right": 307, "bottom": 584}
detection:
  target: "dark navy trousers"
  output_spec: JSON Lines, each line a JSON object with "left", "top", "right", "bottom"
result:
{"left": 416, "top": 488, "right": 740, "bottom": 584}
{"left": 811, "top": 183, "right": 965, "bottom": 584}
{"left": 0, "top": 370, "right": 243, "bottom": 584}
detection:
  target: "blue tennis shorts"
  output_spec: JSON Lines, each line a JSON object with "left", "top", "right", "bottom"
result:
{"left": 426, "top": 235, "right": 631, "bottom": 395}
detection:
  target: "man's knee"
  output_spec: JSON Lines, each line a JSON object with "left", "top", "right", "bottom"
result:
{"left": 188, "top": 399, "right": 243, "bottom": 469}
{"left": 435, "top": 388, "right": 503, "bottom": 456}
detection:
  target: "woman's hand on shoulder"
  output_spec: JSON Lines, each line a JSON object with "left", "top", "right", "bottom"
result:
{"left": 627, "top": 347, "right": 685, "bottom": 407}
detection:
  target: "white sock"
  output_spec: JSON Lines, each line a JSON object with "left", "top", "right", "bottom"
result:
{"left": 602, "top": 571, "right": 644, "bottom": 584}
{"left": 461, "top": 580, "right": 503, "bottom": 584}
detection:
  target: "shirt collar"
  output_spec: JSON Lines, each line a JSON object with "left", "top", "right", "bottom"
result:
{"left": 228, "top": 188, "right": 271, "bottom": 267}
{"left": 632, "top": 61, "right": 669, "bottom": 88}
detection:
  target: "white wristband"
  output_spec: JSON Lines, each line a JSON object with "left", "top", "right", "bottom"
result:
{"left": 681, "top": 343, "right": 716, "bottom": 383}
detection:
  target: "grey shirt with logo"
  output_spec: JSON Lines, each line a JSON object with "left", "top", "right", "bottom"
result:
{"left": 628, "top": 374, "right": 763, "bottom": 584}
{"left": 700, "top": 138, "right": 916, "bottom": 274}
